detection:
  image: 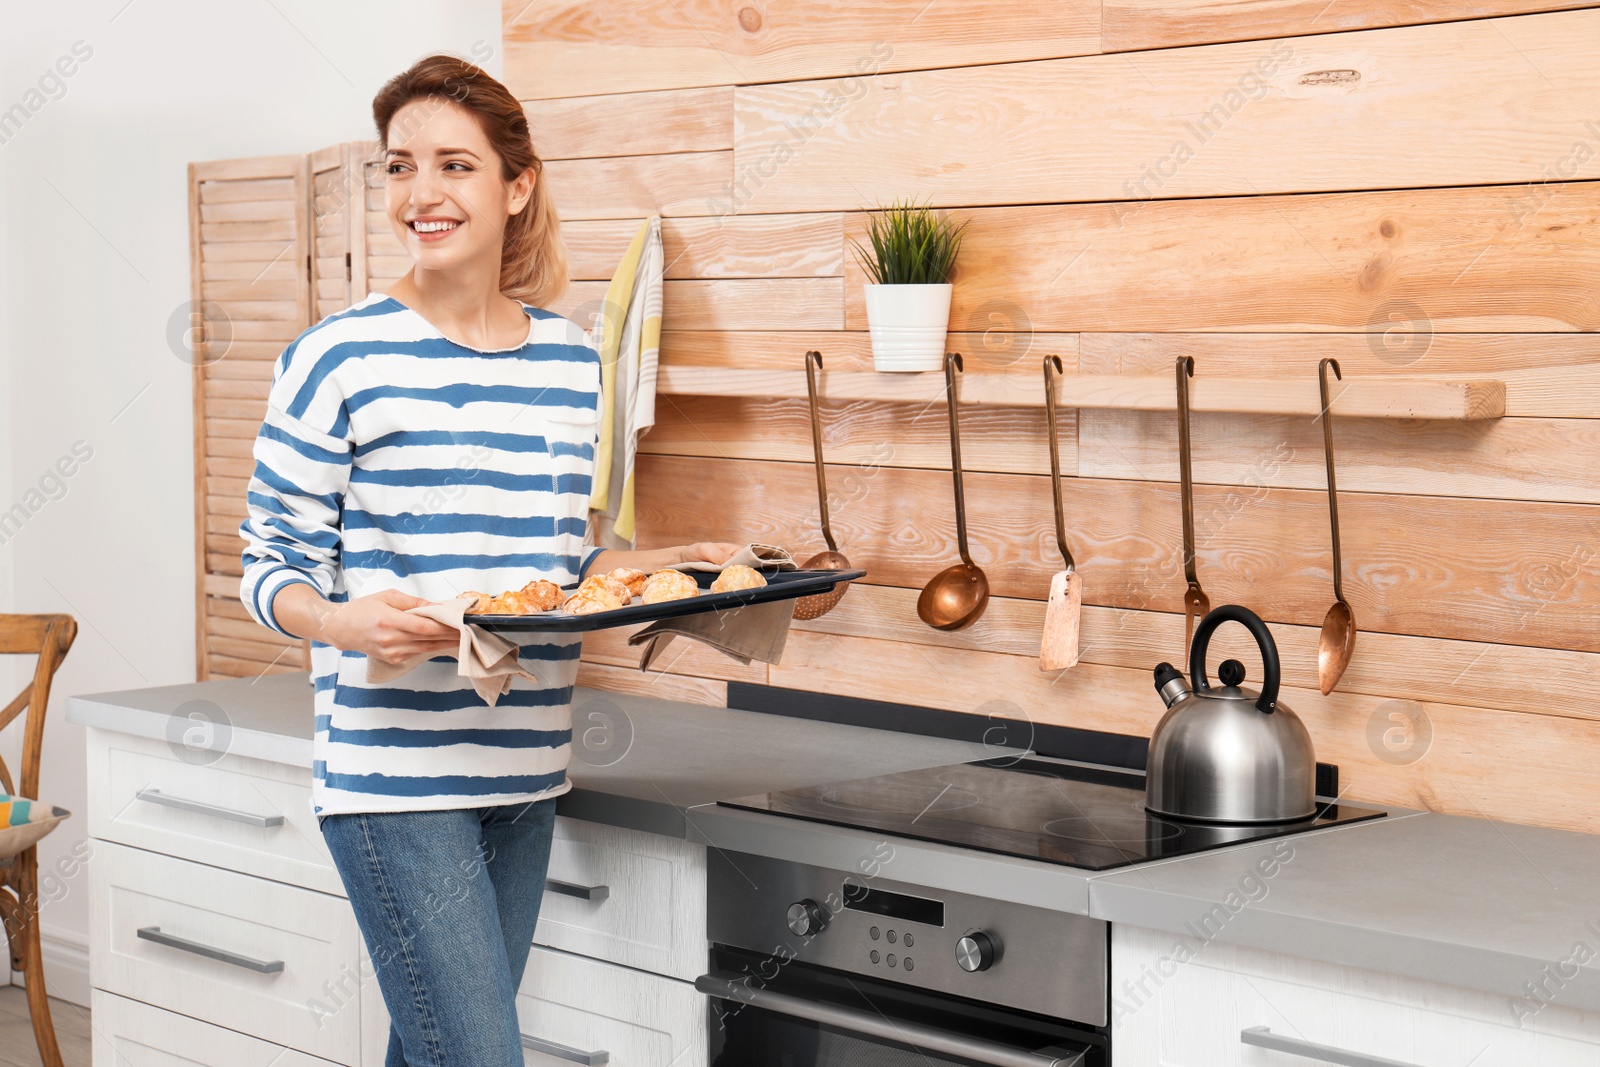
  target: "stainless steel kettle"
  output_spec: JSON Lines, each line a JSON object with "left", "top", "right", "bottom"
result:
{"left": 1146, "top": 604, "right": 1316, "bottom": 823}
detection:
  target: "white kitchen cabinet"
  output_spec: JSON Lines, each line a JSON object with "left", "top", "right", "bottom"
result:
{"left": 87, "top": 727, "right": 339, "bottom": 895}
{"left": 90, "top": 839, "right": 364, "bottom": 1065}
{"left": 516, "top": 944, "right": 707, "bottom": 1067}
{"left": 90, "top": 988, "right": 343, "bottom": 1067}
{"left": 1112, "top": 924, "right": 1600, "bottom": 1066}
{"left": 361, "top": 817, "right": 710, "bottom": 1062}
{"left": 536, "top": 816, "right": 708, "bottom": 981}
{"left": 81, "top": 725, "right": 712, "bottom": 1066}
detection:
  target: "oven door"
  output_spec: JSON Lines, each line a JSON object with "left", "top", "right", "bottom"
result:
{"left": 700, "top": 948, "right": 1105, "bottom": 1067}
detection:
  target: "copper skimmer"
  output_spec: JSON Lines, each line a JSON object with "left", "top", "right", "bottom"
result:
{"left": 794, "top": 350, "right": 854, "bottom": 620}
{"left": 1039, "top": 354, "right": 1083, "bottom": 670}
{"left": 1176, "top": 356, "right": 1210, "bottom": 650}
{"left": 1316, "top": 357, "right": 1357, "bottom": 694}
{"left": 918, "top": 353, "right": 991, "bottom": 630}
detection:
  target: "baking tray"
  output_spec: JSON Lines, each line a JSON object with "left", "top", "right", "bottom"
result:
{"left": 466, "top": 568, "right": 867, "bottom": 633}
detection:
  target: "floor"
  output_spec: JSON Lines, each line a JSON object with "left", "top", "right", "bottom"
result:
{"left": 0, "top": 987, "right": 91, "bottom": 1067}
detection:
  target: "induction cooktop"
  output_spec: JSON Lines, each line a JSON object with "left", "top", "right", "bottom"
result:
{"left": 719, "top": 757, "right": 1386, "bottom": 871}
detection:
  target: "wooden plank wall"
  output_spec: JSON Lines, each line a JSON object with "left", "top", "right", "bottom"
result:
{"left": 507, "top": 1, "right": 1600, "bottom": 834}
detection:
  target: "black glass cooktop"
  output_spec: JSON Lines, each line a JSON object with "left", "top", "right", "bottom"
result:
{"left": 720, "top": 758, "right": 1386, "bottom": 871}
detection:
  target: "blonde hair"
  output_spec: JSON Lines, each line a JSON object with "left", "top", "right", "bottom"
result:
{"left": 372, "top": 55, "right": 567, "bottom": 306}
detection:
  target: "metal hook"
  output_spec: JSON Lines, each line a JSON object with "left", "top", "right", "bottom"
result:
{"left": 803, "top": 350, "right": 838, "bottom": 553}
{"left": 945, "top": 352, "right": 972, "bottom": 566}
{"left": 1043, "top": 355, "right": 1073, "bottom": 573}
{"left": 1177, "top": 356, "right": 1197, "bottom": 582}
{"left": 1175, "top": 356, "right": 1210, "bottom": 650}
{"left": 1318, "top": 357, "right": 1345, "bottom": 603}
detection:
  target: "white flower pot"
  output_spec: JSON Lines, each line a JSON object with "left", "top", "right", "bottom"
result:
{"left": 863, "top": 283, "right": 952, "bottom": 372}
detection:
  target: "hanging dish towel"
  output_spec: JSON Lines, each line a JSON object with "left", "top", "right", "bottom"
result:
{"left": 628, "top": 600, "right": 796, "bottom": 672}
{"left": 588, "top": 215, "right": 663, "bottom": 551}
{"left": 627, "top": 544, "right": 800, "bottom": 671}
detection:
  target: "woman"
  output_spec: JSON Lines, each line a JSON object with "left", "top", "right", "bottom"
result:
{"left": 238, "top": 55, "right": 739, "bottom": 1066}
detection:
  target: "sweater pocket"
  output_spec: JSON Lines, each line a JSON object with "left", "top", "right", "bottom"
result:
{"left": 539, "top": 406, "right": 600, "bottom": 564}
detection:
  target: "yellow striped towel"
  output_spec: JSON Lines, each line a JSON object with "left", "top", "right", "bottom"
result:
{"left": 587, "top": 216, "right": 662, "bottom": 549}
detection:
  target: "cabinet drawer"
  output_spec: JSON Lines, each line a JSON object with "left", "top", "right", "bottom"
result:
{"left": 91, "top": 988, "right": 342, "bottom": 1067}
{"left": 535, "top": 816, "right": 706, "bottom": 981}
{"left": 87, "top": 727, "right": 340, "bottom": 895}
{"left": 517, "top": 944, "right": 705, "bottom": 1067}
{"left": 90, "top": 840, "right": 363, "bottom": 1065}
{"left": 1113, "top": 925, "right": 1600, "bottom": 1067}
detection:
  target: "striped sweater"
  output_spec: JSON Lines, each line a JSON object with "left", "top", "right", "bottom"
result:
{"left": 238, "top": 293, "right": 602, "bottom": 817}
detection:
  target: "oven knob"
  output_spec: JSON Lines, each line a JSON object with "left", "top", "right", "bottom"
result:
{"left": 786, "top": 900, "right": 828, "bottom": 936}
{"left": 955, "top": 932, "right": 995, "bottom": 972}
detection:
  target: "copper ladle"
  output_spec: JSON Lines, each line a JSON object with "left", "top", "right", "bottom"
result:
{"left": 794, "top": 350, "right": 853, "bottom": 620}
{"left": 918, "top": 352, "right": 990, "bottom": 630}
{"left": 1316, "top": 357, "right": 1357, "bottom": 694}
{"left": 1176, "top": 356, "right": 1210, "bottom": 651}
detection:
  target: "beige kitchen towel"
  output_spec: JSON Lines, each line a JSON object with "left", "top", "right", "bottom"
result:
{"left": 364, "top": 596, "right": 538, "bottom": 707}
{"left": 669, "top": 543, "right": 796, "bottom": 573}
{"left": 628, "top": 598, "right": 796, "bottom": 671}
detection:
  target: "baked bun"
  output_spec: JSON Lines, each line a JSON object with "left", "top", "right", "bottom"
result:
{"left": 516, "top": 579, "right": 564, "bottom": 613}
{"left": 641, "top": 569, "right": 700, "bottom": 604}
{"left": 577, "top": 573, "right": 633, "bottom": 604}
{"left": 710, "top": 564, "right": 767, "bottom": 594}
{"left": 478, "top": 592, "right": 518, "bottom": 614}
{"left": 481, "top": 587, "right": 549, "bottom": 615}
{"left": 607, "top": 567, "right": 649, "bottom": 597}
{"left": 463, "top": 578, "right": 565, "bottom": 615}
{"left": 563, "top": 586, "right": 626, "bottom": 615}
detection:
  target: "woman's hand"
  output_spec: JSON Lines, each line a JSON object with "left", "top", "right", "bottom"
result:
{"left": 276, "top": 585, "right": 460, "bottom": 665}
{"left": 586, "top": 541, "right": 750, "bottom": 576}
{"left": 683, "top": 541, "right": 745, "bottom": 566}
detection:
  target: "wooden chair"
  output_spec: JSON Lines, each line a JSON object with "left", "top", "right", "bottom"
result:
{"left": 0, "top": 613, "right": 77, "bottom": 1067}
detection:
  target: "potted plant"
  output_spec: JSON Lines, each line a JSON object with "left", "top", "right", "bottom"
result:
{"left": 854, "top": 199, "right": 967, "bottom": 372}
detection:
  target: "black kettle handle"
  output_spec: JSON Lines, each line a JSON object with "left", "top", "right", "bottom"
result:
{"left": 1189, "top": 604, "right": 1280, "bottom": 713}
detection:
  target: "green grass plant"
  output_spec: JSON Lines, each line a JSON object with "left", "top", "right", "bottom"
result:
{"left": 852, "top": 199, "right": 967, "bottom": 285}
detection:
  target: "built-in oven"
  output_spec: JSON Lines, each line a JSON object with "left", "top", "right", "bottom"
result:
{"left": 700, "top": 850, "right": 1109, "bottom": 1066}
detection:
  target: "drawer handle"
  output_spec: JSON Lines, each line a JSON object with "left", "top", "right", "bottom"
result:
{"left": 545, "top": 878, "right": 609, "bottom": 902}
{"left": 1241, "top": 1026, "right": 1421, "bottom": 1067}
{"left": 136, "top": 925, "right": 285, "bottom": 974}
{"left": 520, "top": 1032, "right": 610, "bottom": 1064}
{"left": 136, "top": 788, "right": 285, "bottom": 827}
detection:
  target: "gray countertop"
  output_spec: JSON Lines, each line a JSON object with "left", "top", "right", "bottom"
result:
{"left": 1090, "top": 811, "right": 1600, "bottom": 1013}
{"left": 67, "top": 673, "right": 1600, "bottom": 1014}
{"left": 65, "top": 672, "right": 995, "bottom": 837}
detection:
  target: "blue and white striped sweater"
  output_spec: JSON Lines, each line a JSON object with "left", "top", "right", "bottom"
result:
{"left": 238, "top": 293, "right": 603, "bottom": 817}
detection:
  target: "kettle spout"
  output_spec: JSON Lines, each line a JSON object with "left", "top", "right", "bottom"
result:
{"left": 1153, "top": 662, "right": 1190, "bottom": 709}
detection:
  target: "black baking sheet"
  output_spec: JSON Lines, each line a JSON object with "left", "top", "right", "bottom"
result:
{"left": 466, "top": 568, "right": 866, "bottom": 633}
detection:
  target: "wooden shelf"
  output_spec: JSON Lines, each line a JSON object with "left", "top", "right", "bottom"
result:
{"left": 656, "top": 366, "right": 1506, "bottom": 420}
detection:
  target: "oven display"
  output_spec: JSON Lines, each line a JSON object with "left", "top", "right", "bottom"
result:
{"left": 842, "top": 884, "right": 944, "bottom": 927}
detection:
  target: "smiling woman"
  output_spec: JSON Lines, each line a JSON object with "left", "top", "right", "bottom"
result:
{"left": 372, "top": 56, "right": 566, "bottom": 329}
{"left": 235, "top": 55, "right": 741, "bottom": 1067}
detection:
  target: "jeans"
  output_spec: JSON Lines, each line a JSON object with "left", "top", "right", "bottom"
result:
{"left": 319, "top": 799, "right": 559, "bottom": 1067}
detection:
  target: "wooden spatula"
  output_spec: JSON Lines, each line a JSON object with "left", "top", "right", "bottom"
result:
{"left": 1040, "top": 355, "right": 1082, "bottom": 671}
{"left": 1041, "top": 570, "right": 1083, "bottom": 671}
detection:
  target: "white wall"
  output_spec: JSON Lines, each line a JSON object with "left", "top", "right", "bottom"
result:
{"left": 0, "top": 0, "right": 502, "bottom": 1005}
{"left": 0, "top": 60, "right": 14, "bottom": 963}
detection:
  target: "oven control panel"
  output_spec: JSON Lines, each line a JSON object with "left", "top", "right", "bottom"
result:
{"left": 707, "top": 850, "right": 1107, "bottom": 1026}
